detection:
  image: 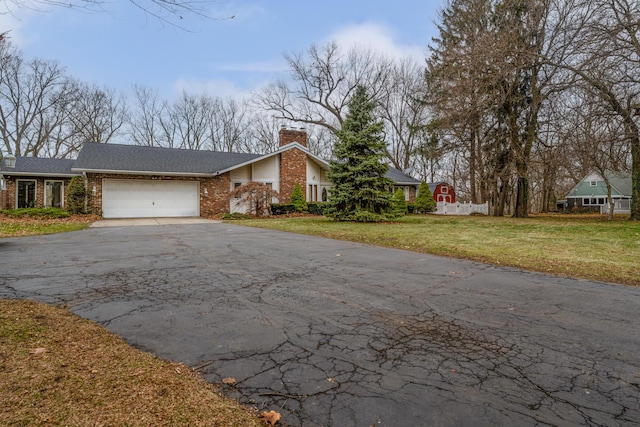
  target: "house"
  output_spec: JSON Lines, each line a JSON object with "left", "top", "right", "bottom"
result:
{"left": 563, "top": 171, "right": 631, "bottom": 214}
{"left": 428, "top": 182, "right": 456, "bottom": 203}
{"left": 1, "top": 127, "right": 422, "bottom": 218}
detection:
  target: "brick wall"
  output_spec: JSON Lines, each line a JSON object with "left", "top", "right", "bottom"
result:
{"left": 86, "top": 173, "right": 232, "bottom": 217}
{"left": 278, "top": 127, "right": 308, "bottom": 148}
{"left": 279, "top": 148, "right": 307, "bottom": 203}
{"left": 278, "top": 127, "right": 308, "bottom": 203}
{"left": 2, "top": 176, "right": 74, "bottom": 209}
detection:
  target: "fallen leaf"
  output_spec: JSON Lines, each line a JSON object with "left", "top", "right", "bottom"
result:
{"left": 260, "top": 410, "right": 281, "bottom": 425}
{"left": 31, "top": 347, "right": 47, "bottom": 355}
{"left": 222, "top": 377, "right": 236, "bottom": 385}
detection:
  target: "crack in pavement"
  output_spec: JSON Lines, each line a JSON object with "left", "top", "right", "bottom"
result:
{"left": 1, "top": 224, "right": 639, "bottom": 426}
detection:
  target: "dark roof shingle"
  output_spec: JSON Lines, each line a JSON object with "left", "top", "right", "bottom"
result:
{"left": 72, "top": 143, "right": 260, "bottom": 175}
{"left": 1, "top": 157, "right": 78, "bottom": 176}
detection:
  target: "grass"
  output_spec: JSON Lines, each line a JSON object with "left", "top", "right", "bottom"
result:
{"left": 234, "top": 213, "right": 640, "bottom": 287}
{"left": 0, "top": 299, "right": 263, "bottom": 427}
{"left": 0, "top": 211, "right": 97, "bottom": 237}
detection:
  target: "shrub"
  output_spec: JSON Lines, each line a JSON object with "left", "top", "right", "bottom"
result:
{"left": 66, "top": 176, "right": 90, "bottom": 214}
{"left": 350, "top": 210, "right": 385, "bottom": 223}
{"left": 1, "top": 207, "right": 70, "bottom": 219}
{"left": 222, "top": 212, "right": 254, "bottom": 220}
{"left": 290, "top": 183, "right": 308, "bottom": 212}
{"left": 270, "top": 204, "right": 297, "bottom": 215}
{"left": 307, "top": 202, "right": 329, "bottom": 216}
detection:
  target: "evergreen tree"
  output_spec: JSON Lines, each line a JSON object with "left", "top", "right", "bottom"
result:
{"left": 327, "top": 85, "right": 394, "bottom": 222}
{"left": 290, "top": 183, "right": 308, "bottom": 212}
{"left": 414, "top": 181, "right": 436, "bottom": 213}
{"left": 392, "top": 188, "right": 408, "bottom": 216}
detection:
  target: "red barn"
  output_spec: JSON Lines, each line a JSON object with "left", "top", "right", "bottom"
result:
{"left": 428, "top": 182, "right": 456, "bottom": 203}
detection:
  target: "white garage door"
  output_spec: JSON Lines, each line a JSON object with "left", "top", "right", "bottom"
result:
{"left": 102, "top": 179, "right": 199, "bottom": 218}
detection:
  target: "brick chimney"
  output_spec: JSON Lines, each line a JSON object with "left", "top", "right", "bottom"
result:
{"left": 279, "top": 126, "right": 307, "bottom": 147}
{"left": 279, "top": 126, "right": 307, "bottom": 203}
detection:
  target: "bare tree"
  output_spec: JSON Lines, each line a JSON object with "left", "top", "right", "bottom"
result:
{"left": 0, "top": 38, "right": 75, "bottom": 157}
{"left": 1, "top": 0, "right": 234, "bottom": 29}
{"left": 230, "top": 182, "right": 280, "bottom": 216}
{"left": 207, "top": 97, "right": 250, "bottom": 152}
{"left": 557, "top": 0, "right": 640, "bottom": 219}
{"left": 128, "top": 85, "right": 165, "bottom": 147}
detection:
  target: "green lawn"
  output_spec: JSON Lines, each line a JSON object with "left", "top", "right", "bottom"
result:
{"left": 234, "top": 214, "right": 640, "bottom": 287}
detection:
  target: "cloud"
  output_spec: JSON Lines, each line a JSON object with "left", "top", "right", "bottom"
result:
{"left": 324, "top": 21, "right": 425, "bottom": 63}
{"left": 172, "top": 78, "right": 253, "bottom": 99}
{"left": 0, "top": 9, "right": 37, "bottom": 47}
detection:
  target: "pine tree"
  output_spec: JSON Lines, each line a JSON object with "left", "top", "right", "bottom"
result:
{"left": 327, "top": 85, "right": 394, "bottom": 222}
{"left": 392, "top": 188, "right": 408, "bottom": 217}
{"left": 414, "top": 181, "right": 436, "bottom": 214}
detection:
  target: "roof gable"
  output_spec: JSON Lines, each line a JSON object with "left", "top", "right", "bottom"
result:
{"left": 567, "top": 171, "right": 631, "bottom": 198}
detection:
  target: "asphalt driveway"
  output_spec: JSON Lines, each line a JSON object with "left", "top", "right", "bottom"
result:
{"left": 1, "top": 223, "right": 639, "bottom": 426}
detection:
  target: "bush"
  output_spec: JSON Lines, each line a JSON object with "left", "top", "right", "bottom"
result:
{"left": 307, "top": 202, "right": 329, "bottom": 216}
{"left": 350, "top": 210, "right": 385, "bottom": 223}
{"left": 407, "top": 203, "right": 415, "bottom": 214}
{"left": 290, "top": 183, "right": 308, "bottom": 212}
{"left": 1, "top": 207, "right": 70, "bottom": 219}
{"left": 66, "top": 176, "right": 90, "bottom": 214}
{"left": 270, "top": 204, "right": 297, "bottom": 215}
{"left": 222, "top": 212, "right": 255, "bottom": 220}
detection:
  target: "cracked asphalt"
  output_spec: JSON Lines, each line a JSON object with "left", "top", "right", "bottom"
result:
{"left": 1, "top": 223, "right": 639, "bottom": 426}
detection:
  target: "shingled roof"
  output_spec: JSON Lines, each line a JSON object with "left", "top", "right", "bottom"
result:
{"left": 72, "top": 143, "right": 261, "bottom": 176}
{"left": 386, "top": 167, "right": 421, "bottom": 185}
{"left": 0, "top": 157, "right": 79, "bottom": 177}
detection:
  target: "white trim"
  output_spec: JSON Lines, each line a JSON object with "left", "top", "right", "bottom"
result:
{"left": 215, "top": 142, "right": 330, "bottom": 175}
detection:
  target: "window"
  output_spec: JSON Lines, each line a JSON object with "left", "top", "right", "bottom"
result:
{"left": 308, "top": 184, "right": 318, "bottom": 202}
{"left": 583, "top": 197, "right": 605, "bottom": 206}
{"left": 17, "top": 180, "right": 36, "bottom": 208}
{"left": 441, "top": 186, "right": 449, "bottom": 194}
{"left": 45, "top": 180, "right": 64, "bottom": 208}
{"left": 233, "top": 182, "right": 242, "bottom": 198}
{"left": 590, "top": 181, "right": 597, "bottom": 186}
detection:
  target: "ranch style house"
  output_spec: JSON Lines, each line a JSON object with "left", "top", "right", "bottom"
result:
{"left": 1, "top": 127, "right": 426, "bottom": 218}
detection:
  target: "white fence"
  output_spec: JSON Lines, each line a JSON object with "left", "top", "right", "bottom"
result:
{"left": 435, "top": 201, "right": 489, "bottom": 215}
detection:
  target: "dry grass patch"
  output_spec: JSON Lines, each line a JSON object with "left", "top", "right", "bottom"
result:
{"left": 0, "top": 299, "right": 262, "bottom": 427}
{"left": 0, "top": 213, "right": 98, "bottom": 238}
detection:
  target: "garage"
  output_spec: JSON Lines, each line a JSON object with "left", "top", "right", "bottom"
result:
{"left": 102, "top": 179, "right": 199, "bottom": 218}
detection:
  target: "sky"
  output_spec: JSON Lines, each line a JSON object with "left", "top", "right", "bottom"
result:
{"left": 0, "top": 0, "right": 444, "bottom": 101}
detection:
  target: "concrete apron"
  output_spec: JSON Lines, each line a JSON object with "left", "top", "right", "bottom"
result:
{"left": 90, "top": 217, "right": 222, "bottom": 227}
